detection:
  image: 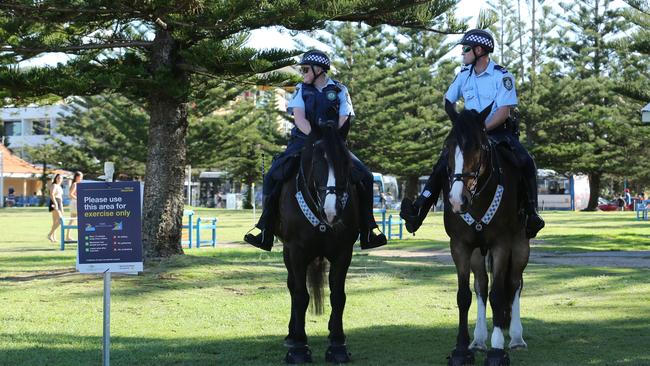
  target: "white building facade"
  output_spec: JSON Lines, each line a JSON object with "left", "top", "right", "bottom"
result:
{"left": 1, "top": 104, "right": 75, "bottom": 157}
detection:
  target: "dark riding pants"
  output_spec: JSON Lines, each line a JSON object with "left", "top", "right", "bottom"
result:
{"left": 488, "top": 128, "right": 539, "bottom": 209}
{"left": 257, "top": 136, "right": 377, "bottom": 232}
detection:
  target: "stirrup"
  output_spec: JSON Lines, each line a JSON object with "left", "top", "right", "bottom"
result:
{"left": 243, "top": 227, "right": 273, "bottom": 251}
{"left": 400, "top": 198, "right": 424, "bottom": 234}
{"left": 525, "top": 213, "right": 545, "bottom": 239}
{"left": 360, "top": 228, "right": 387, "bottom": 250}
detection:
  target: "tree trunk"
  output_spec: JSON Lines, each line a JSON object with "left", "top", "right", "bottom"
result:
{"left": 404, "top": 174, "right": 419, "bottom": 201}
{"left": 143, "top": 29, "right": 189, "bottom": 259}
{"left": 584, "top": 172, "right": 601, "bottom": 211}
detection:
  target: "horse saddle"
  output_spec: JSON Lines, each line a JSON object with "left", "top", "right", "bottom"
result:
{"left": 491, "top": 139, "right": 522, "bottom": 169}
{"left": 271, "top": 153, "right": 301, "bottom": 181}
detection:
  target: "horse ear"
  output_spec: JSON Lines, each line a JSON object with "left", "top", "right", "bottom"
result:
{"left": 479, "top": 103, "right": 493, "bottom": 123}
{"left": 445, "top": 99, "right": 459, "bottom": 124}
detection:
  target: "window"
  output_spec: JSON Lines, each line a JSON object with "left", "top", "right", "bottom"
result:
{"left": 31, "top": 119, "right": 50, "bottom": 135}
{"left": 3, "top": 121, "right": 22, "bottom": 136}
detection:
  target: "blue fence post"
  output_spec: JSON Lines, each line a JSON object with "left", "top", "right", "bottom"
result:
{"left": 399, "top": 217, "right": 403, "bottom": 240}
{"left": 60, "top": 217, "right": 66, "bottom": 251}
{"left": 211, "top": 218, "right": 217, "bottom": 247}
{"left": 196, "top": 217, "right": 202, "bottom": 249}
{"left": 188, "top": 212, "right": 194, "bottom": 248}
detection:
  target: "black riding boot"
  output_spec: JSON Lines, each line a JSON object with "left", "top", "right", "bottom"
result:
{"left": 357, "top": 181, "right": 387, "bottom": 250}
{"left": 400, "top": 158, "right": 445, "bottom": 234}
{"left": 244, "top": 195, "right": 276, "bottom": 251}
{"left": 523, "top": 172, "right": 545, "bottom": 239}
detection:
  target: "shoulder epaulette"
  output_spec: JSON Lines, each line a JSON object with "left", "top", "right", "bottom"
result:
{"left": 494, "top": 64, "right": 508, "bottom": 74}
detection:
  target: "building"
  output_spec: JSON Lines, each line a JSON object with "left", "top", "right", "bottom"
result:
{"left": 1, "top": 104, "right": 75, "bottom": 158}
{"left": 0, "top": 143, "right": 72, "bottom": 207}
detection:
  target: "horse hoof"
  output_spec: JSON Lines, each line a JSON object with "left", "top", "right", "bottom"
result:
{"left": 325, "top": 344, "right": 351, "bottom": 364}
{"left": 285, "top": 345, "right": 312, "bottom": 364}
{"left": 509, "top": 339, "right": 528, "bottom": 350}
{"left": 469, "top": 339, "right": 488, "bottom": 352}
{"left": 484, "top": 349, "right": 510, "bottom": 366}
{"left": 447, "top": 349, "right": 475, "bottom": 366}
{"left": 283, "top": 337, "right": 302, "bottom": 348}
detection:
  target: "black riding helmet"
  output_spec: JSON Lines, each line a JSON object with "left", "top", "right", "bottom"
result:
{"left": 458, "top": 29, "right": 494, "bottom": 71}
{"left": 458, "top": 29, "right": 494, "bottom": 53}
{"left": 298, "top": 50, "right": 331, "bottom": 71}
{"left": 298, "top": 50, "right": 330, "bottom": 84}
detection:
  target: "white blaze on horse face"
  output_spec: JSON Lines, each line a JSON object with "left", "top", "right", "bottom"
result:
{"left": 491, "top": 326, "right": 505, "bottom": 349}
{"left": 470, "top": 293, "right": 488, "bottom": 351}
{"left": 323, "top": 162, "right": 337, "bottom": 223}
{"left": 449, "top": 146, "right": 465, "bottom": 212}
{"left": 509, "top": 286, "right": 527, "bottom": 349}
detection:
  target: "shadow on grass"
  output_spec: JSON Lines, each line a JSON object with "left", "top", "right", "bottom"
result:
{"left": 0, "top": 268, "right": 76, "bottom": 282}
{"left": 55, "top": 250, "right": 457, "bottom": 301}
{"left": 2, "top": 318, "right": 649, "bottom": 366}
{"left": 538, "top": 233, "right": 650, "bottom": 252}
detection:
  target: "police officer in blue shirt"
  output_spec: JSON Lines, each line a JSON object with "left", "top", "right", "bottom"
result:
{"left": 400, "top": 29, "right": 545, "bottom": 239}
{"left": 244, "top": 50, "right": 387, "bottom": 250}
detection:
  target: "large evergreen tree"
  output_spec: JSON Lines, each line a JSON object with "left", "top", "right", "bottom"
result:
{"left": 531, "top": 0, "right": 642, "bottom": 210}
{"left": 1, "top": 1, "right": 462, "bottom": 258}
{"left": 53, "top": 95, "right": 149, "bottom": 178}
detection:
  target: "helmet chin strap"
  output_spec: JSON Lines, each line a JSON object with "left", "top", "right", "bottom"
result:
{"left": 466, "top": 47, "right": 489, "bottom": 76}
{"left": 306, "top": 65, "right": 326, "bottom": 86}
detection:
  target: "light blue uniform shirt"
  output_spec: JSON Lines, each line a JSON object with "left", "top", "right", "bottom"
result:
{"left": 287, "top": 79, "right": 355, "bottom": 118}
{"left": 445, "top": 60, "right": 518, "bottom": 124}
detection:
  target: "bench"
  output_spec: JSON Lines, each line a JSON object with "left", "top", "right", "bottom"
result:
{"left": 636, "top": 200, "right": 650, "bottom": 221}
{"left": 373, "top": 208, "right": 403, "bottom": 241}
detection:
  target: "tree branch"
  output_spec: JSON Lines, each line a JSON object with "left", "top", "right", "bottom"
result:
{"left": 3, "top": 41, "right": 154, "bottom": 54}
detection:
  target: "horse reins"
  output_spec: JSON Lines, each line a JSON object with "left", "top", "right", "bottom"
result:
{"left": 454, "top": 141, "right": 505, "bottom": 232}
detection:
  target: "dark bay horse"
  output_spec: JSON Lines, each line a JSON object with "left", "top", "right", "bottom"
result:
{"left": 443, "top": 108, "right": 529, "bottom": 366}
{"left": 275, "top": 122, "right": 359, "bottom": 364}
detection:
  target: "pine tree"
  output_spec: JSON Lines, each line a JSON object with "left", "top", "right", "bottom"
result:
{"left": 1, "top": 0, "right": 461, "bottom": 258}
{"left": 532, "top": 0, "right": 640, "bottom": 210}
{"left": 53, "top": 95, "right": 149, "bottom": 178}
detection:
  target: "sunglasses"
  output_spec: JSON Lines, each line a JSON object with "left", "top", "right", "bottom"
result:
{"left": 462, "top": 45, "right": 473, "bottom": 53}
{"left": 300, "top": 66, "right": 311, "bottom": 74}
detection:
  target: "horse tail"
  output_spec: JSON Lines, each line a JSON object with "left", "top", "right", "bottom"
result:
{"left": 486, "top": 251, "right": 493, "bottom": 276}
{"left": 307, "top": 256, "right": 328, "bottom": 315}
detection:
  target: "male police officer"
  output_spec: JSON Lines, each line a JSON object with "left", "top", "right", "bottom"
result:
{"left": 244, "top": 50, "right": 387, "bottom": 250}
{"left": 400, "top": 29, "right": 545, "bottom": 239}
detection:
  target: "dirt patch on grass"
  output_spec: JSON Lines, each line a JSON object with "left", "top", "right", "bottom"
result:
{"left": 366, "top": 247, "right": 650, "bottom": 268}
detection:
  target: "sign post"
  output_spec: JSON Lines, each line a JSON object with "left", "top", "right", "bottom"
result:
{"left": 76, "top": 162, "right": 142, "bottom": 366}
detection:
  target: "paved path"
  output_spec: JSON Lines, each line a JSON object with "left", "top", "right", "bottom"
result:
{"left": 366, "top": 248, "right": 650, "bottom": 268}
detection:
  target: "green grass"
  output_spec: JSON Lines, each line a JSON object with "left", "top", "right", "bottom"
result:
{"left": 1, "top": 208, "right": 649, "bottom": 365}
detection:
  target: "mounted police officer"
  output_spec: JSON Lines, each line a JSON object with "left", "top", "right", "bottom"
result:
{"left": 244, "top": 50, "right": 387, "bottom": 250}
{"left": 400, "top": 29, "right": 545, "bottom": 239}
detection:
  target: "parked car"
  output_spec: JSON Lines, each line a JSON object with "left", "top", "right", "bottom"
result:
{"left": 598, "top": 198, "right": 633, "bottom": 211}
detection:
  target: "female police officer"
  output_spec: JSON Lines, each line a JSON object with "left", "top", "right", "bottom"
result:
{"left": 400, "top": 29, "right": 545, "bottom": 239}
{"left": 244, "top": 50, "right": 387, "bottom": 250}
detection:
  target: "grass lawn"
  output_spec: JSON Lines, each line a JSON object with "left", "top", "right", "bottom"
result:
{"left": 1, "top": 208, "right": 649, "bottom": 365}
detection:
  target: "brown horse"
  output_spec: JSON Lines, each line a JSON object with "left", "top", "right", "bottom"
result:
{"left": 275, "top": 122, "right": 360, "bottom": 364}
{"left": 443, "top": 107, "right": 529, "bottom": 366}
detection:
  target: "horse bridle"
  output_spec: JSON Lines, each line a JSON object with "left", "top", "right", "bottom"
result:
{"left": 449, "top": 142, "right": 492, "bottom": 207}
{"left": 294, "top": 139, "right": 349, "bottom": 233}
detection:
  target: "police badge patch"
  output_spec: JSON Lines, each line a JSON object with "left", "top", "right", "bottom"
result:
{"left": 326, "top": 90, "right": 337, "bottom": 101}
{"left": 503, "top": 77, "right": 513, "bottom": 90}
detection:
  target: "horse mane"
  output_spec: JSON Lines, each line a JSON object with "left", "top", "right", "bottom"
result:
{"left": 448, "top": 109, "right": 485, "bottom": 154}
{"left": 316, "top": 125, "right": 352, "bottom": 185}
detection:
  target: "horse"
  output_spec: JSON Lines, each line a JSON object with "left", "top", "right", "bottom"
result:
{"left": 442, "top": 107, "right": 530, "bottom": 366}
{"left": 275, "top": 121, "right": 360, "bottom": 364}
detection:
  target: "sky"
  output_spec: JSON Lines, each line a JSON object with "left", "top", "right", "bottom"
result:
{"left": 246, "top": 0, "right": 489, "bottom": 51}
{"left": 15, "top": 0, "right": 630, "bottom": 68}
{"left": 20, "top": 0, "right": 492, "bottom": 68}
